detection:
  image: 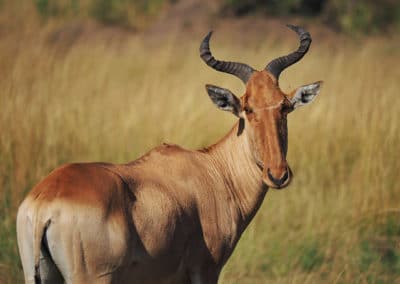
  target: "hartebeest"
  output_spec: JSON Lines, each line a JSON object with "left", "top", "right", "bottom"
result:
{"left": 17, "top": 25, "right": 322, "bottom": 283}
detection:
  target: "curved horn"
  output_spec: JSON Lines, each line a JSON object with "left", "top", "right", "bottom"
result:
{"left": 265, "top": 24, "right": 312, "bottom": 80}
{"left": 200, "top": 31, "right": 255, "bottom": 84}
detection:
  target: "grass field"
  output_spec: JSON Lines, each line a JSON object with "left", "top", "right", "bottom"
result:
{"left": 0, "top": 17, "right": 400, "bottom": 283}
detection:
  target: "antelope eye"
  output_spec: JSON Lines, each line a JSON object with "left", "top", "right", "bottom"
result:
{"left": 244, "top": 106, "right": 253, "bottom": 114}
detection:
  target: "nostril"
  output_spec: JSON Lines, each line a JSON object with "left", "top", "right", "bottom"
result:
{"left": 267, "top": 168, "right": 289, "bottom": 187}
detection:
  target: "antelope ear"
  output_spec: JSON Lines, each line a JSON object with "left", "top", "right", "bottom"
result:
{"left": 205, "top": 84, "right": 242, "bottom": 117}
{"left": 290, "top": 81, "right": 323, "bottom": 109}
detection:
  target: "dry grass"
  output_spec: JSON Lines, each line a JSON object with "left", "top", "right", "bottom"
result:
{"left": 1, "top": 15, "right": 400, "bottom": 284}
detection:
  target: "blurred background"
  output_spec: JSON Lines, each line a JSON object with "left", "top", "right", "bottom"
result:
{"left": 0, "top": 0, "right": 399, "bottom": 283}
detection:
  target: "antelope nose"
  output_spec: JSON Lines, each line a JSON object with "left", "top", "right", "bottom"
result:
{"left": 267, "top": 168, "right": 289, "bottom": 187}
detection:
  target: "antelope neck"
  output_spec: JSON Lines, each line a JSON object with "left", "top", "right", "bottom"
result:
{"left": 204, "top": 123, "right": 266, "bottom": 226}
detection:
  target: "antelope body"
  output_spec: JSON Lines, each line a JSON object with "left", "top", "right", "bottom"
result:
{"left": 17, "top": 25, "right": 322, "bottom": 283}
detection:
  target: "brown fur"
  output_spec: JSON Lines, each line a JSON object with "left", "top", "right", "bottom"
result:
{"left": 17, "top": 69, "right": 316, "bottom": 283}
{"left": 242, "top": 71, "right": 293, "bottom": 187}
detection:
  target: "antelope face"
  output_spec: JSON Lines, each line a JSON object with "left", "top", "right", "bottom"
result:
{"left": 201, "top": 25, "right": 322, "bottom": 189}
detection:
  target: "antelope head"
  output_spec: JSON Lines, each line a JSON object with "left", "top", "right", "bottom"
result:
{"left": 201, "top": 25, "right": 322, "bottom": 189}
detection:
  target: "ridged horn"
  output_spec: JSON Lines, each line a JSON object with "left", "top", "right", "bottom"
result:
{"left": 200, "top": 31, "right": 255, "bottom": 84}
{"left": 265, "top": 24, "right": 312, "bottom": 80}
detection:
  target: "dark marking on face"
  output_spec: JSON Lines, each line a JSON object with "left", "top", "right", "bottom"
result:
{"left": 237, "top": 118, "right": 245, "bottom": 136}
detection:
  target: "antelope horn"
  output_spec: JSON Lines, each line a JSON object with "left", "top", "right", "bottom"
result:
{"left": 265, "top": 24, "right": 312, "bottom": 80}
{"left": 200, "top": 31, "right": 255, "bottom": 84}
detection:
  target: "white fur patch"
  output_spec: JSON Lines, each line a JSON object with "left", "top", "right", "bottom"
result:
{"left": 291, "top": 81, "right": 322, "bottom": 109}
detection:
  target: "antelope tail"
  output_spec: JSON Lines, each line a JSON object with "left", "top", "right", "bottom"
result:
{"left": 33, "top": 216, "right": 50, "bottom": 284}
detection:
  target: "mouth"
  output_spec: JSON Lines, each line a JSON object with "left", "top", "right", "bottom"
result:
{"left": 255, "top": 160, "right": 292, "bottom": 189}
{"left": 262, "top": 167, "right": 292, "bottom": 190}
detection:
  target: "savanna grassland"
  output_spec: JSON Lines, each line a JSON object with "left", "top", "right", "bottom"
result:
{"left": 1, "top": 4, "right": 400, "bottom": 284}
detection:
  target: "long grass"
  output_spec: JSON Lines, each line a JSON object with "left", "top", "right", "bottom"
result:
{"left": 1, "top": 19, "right": 399, "bottom": 283}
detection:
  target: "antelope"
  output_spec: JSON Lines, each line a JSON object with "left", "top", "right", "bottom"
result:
{"left": 17, "top": 25, "right": 322, "bottom": 284}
